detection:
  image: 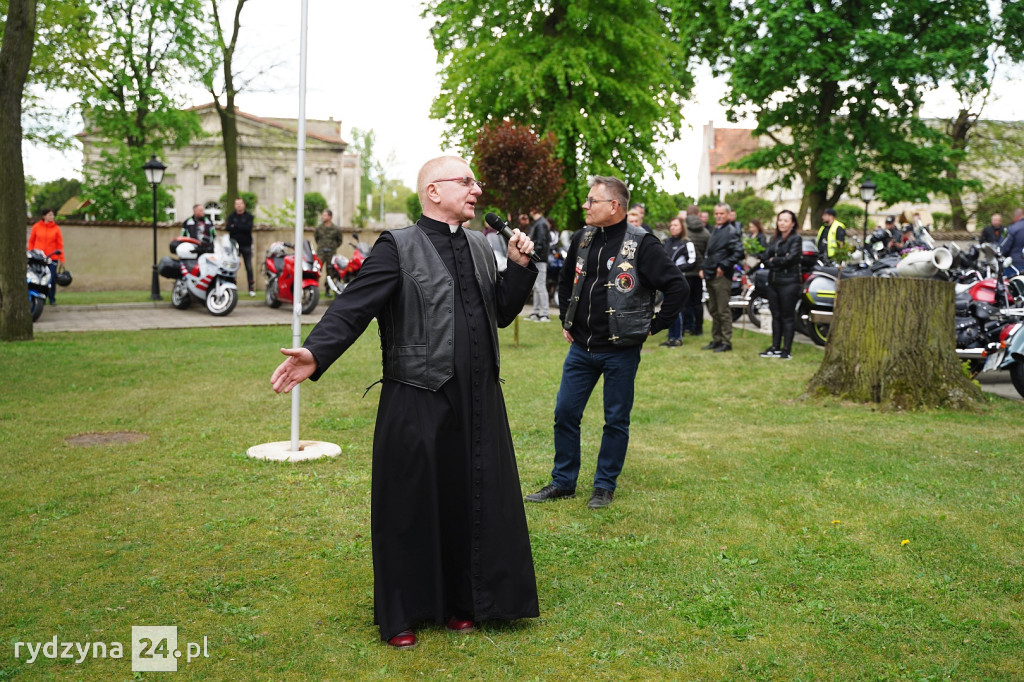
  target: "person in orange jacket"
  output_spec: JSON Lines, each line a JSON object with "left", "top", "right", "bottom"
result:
{"left": 27, "top": 209, "right": 65, "bottom": 304}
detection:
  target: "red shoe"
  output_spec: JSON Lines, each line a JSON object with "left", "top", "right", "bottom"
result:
{"left": 387, "top": 630, "right": 417, "bottom": 649}
{"left": 445, "top": 617, "right": 476, "bottom": 633}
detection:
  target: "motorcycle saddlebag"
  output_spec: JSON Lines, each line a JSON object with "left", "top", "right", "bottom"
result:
{"left": 158, "top": 256, "right": 182, "bottom": 279}
{"left": 955, "top": 318, "right": 982, "bottom": 348}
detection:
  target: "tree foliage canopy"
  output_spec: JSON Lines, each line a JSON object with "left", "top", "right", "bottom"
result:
{"left": 717, "top": 0, "right": 999, "bottom": 224}
{"left": 65, "top": 0, "right": 206, "bottom": 220}
{"left": 472, "top": 121, "right": 565, "bottom": 219}
{"left": 425, "top": 0, "right": 711, "bottom": 230}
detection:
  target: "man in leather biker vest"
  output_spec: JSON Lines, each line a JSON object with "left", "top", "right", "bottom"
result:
{"left": 525, "top": 175, "right": 687, "bottom": 510}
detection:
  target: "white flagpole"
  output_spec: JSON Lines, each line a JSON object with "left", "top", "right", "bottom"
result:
{"left": 247, "top": 0, "right": 339, "bottom": 463}
{"left": 290, "top": 0, "right": 309, "bottom": 453}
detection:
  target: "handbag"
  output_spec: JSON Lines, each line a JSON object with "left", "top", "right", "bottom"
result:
{"left": 55, "top": 262, "right": 73, "bottom": 287}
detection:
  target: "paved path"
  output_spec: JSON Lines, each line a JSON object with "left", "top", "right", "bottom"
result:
{"left": 32, "top": 301, "right": 1022, "bottom": 402}
{"left": 32, "top": 299, "right": 328, "bottom": 333}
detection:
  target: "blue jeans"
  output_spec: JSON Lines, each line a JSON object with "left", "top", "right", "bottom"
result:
{"left": 668, "top": 313, "right": 683, "bottom": 341}
{"left": 47, "top": 262, "right": 58, "bottom": 303}
{"left": 551, "top": 343, "right": 641, "bottom": 493}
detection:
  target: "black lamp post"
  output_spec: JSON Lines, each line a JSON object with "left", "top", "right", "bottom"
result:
{"left": 143, "top": 155, "right": 167, "bottom": 300}
{"left": 859, "top": 178, "right": 876, "bottom": 244}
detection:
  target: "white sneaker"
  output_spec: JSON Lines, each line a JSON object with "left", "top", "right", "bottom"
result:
{"left": 249, "top": 290, "right": 256, "bottom": 297}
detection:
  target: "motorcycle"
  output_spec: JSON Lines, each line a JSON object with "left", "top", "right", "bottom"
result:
{"left": 26, "top": 249, "right": 62, "bottom": 322}
{"left": 264, "top": 240, "right": 322, "bottom": 314}
{"left": 325, "top": 240, "right": 368, "bottom": 295}
{"left": 797, "top": 254, "right": 901, "bottom": 346}
{"left": 158, "top": 234, "right": 240, "bottom": 316}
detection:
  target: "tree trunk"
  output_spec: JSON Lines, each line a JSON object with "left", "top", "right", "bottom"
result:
{"left": 0, "top": 0, "right": 37, "bottom": 342}
{"left": 807, "top": 278, "right": 982, "bottom": 410}
{"left": 946, "top": 108, "right": 973, "bottom": 232}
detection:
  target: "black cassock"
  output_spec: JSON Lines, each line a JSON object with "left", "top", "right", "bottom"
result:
{"left": 303, "top": 217, "right": 540, "bottom": 640}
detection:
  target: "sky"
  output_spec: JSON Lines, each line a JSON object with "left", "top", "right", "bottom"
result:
{"left": 23, "top": 0, "right": 1024, "bottom": 200}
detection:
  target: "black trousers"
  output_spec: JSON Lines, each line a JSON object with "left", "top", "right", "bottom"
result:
{"left": 683, "top": 276, "right": 703, "bottom": 333}
{"left": 238, "top": 245, "right": 254, "bottom": 291}
{"left": 766, "top": 277, "right": 800, "bottom": 351}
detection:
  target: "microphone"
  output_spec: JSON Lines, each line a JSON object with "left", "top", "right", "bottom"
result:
{"left": 485, "top": 213, "right": 543, "bottom": 263}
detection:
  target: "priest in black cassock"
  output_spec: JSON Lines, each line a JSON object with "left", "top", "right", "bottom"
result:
{"left": 270, "top": 156, "right": 541, "bottom": 649}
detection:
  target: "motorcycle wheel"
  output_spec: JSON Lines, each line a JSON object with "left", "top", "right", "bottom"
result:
{"left": 207, "top": 286, "right": 238, "bottom": 316}
{"left": 171, "top": 280, "right": 191, "bottom": 309}
{"left": 747, "top": 296, "right": 767, "bottom": 328}
{"left": 30, "top": 297, "right": 45, "bottom": 322}
{"left": 301, "top": 285, "right": 320, "bottom": 314}
{"left": 1009, "top": 361, "right": 1024, "bottom": 399}
{"left": 730, "top": 306, "right": 743, "bottom": 322}
{"left": 798, "top": 299, "right": 829, "bottom": 346}
{"left": 265, "top": 277, "right": 281, "bottom": 308}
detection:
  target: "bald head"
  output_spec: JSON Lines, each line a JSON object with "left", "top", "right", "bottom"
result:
{"left": 417, "top": 156, "right": 468, "bottom": 207}
{"left": 417, "top": 155, "right": 482, "bottom": 224}
{"left": 1014, "top": 208, "right": 1024, "bottom": 221}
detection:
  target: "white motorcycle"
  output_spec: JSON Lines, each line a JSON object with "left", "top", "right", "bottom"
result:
{"left": 158, "top": 235, "right": 240, "bottom": 316}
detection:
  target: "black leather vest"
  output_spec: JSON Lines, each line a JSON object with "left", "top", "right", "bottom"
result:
{"left": 564, "top": 223, "right": 654, "bottom": 346}
{"left": 379, "top": 224, "right": 499, "bottom": 390}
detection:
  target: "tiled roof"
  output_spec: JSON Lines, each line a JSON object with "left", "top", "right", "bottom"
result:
{"left": 709, "top": 128, "right": 758, "bottom": 175}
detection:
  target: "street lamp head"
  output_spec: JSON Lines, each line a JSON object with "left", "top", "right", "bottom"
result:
{"left": 860, "top": 178, "right": 877, "bottom": 203}
{"left": 143, "top": 154, "right": 167, "bottom": 186}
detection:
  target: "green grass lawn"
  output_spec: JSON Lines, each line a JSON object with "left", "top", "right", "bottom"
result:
{"left": 1, "top": 323, "right": 1022, "bottom": 679}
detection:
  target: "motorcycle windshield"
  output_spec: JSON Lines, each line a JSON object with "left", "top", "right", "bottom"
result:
{"left": 214, "top": 234, "right": 238, "bottom": 259}
{"left": 302, "top": 240, "right": 316, "bottom": 270}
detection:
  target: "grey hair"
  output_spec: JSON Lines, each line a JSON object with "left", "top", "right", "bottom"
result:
{"left": 590, "top": 175, "right": 630, "bottom": 207}
{"left": 714, "top": 203, "right": 731, "bottom": 213}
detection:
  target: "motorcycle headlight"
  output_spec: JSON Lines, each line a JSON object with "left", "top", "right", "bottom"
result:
{"left": 27, "top": 271, "right": 42, "bottom": 285}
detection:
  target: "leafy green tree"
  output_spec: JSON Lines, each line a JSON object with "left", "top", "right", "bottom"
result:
{"left": 472, "top": 121, "right": 565, "bottom": 219}
{"left": 203, "top": 0, "right": 252, "bottom": 208}
{"left": 70, "top": 0, "right": 206, "bottom": 220}
{"left": 733, "top": 195, "right": 775, "bottom": 229}
{"left": 832, "top": 204, "right": 865, "bottom": 234}
{"left": 425, "top": 0, "right": 715, "bottom": 230}
{"left": 406, "top": 193, "right": 422, "bottom": 223}
{"left": 381, "top": 179, "right": 414, "bottom": 214}
{"left": 0, "top": 0, "right": 36, "bottom": 341}
{"left": 935, "top": 2, "right": 1024, "bottom": 230}
{"left": 718, "top": 0, "right": 994, "bottom": 227}
{"left": 634, "top": 190, "right": 695, "bottom": 225}
{"left": 29, "top": 177, "right": 82, "bottom": 217}
{"left": 219, "top": 190, "right": 258, "bottom": 214}
{"left": 958, "top": 120, "right": 1024, "bottom": 226}
{"left": 304, "top": 192, "right": 327, "bottom": 227}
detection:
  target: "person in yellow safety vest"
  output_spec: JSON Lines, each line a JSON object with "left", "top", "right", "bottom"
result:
{"left": 816, "top": 208, "right": 847, "bottom": 261}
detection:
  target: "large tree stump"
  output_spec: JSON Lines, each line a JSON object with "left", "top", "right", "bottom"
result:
{"left": 807, "top": 278, "right": 983, "bottom": 410}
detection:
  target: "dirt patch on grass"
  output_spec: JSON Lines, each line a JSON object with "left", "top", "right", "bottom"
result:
{"left": 65, "top": 431, "right": 148, "bottom": 446}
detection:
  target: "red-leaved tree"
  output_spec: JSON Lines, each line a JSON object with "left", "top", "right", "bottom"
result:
{"left": 472, "top": 121, "right": 565, "bottom": 222}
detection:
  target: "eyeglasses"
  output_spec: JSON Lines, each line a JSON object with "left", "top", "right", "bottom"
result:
{"left": 583, "top": 197, "right": 615, "bottom": 208}
{"left": 432, "top": 177, "right": 486, "bottom": 189}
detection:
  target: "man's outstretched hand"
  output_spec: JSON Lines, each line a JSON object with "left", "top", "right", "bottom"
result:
{"left": 271, "top": 347, "right": 317, "bottom": 393}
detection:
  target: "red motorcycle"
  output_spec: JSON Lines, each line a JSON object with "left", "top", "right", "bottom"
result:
{"left": 263, "top": 240, "right": 322, "bottom": 314}
{"left": 326, "top": 241, "right": 369, "bottom": 295}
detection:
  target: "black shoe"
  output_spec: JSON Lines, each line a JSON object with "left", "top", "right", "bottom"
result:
{"left": 659, "top": 339, "right": 672, "bottom": 347}
{"left": 525, "top": 484, "right": 575, "bottom": 503}
{"left": 701, "top": 342, "right": 719, "bottom": 351}
{"left": 587, "top": 488, "right": 614, "bottom": 509}
{"left": 759, "top": 347, "right": 780, "bottom": 358}
{"left": 669, "top": 338, "right": 683, "bottom": 347}
{"left": 713, "top": 343, "right": 732, "bottom": 353}
{"left": 778, "top": 350, "right": 792, "bottom": 360}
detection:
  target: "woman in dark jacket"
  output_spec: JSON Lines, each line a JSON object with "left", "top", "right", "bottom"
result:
{"left": 660, "top": 216, "right": 697, "bottom": 347}
{"left": 759, "top": 210, "right": 802, "bottom": 360}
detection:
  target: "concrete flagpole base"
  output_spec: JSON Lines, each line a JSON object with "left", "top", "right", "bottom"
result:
{"left": 247, "top": 440, "right": 341, "bottom": 462}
